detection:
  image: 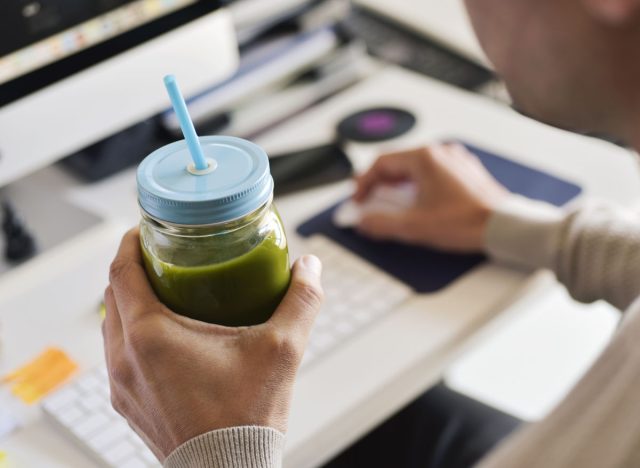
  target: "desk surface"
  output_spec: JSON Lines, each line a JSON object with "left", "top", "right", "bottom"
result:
{"left": 1, "top": 67, "right": 638, "bottom": 468}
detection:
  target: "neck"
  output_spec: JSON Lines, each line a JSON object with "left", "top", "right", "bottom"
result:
{"left": 630, "top": 87, "right": 640, "bottom": 152}
{"left": 616, "top": 93, "right": 640, "bottom": 152}
{"left": 630, "top": 113, "right": 640, "bottom": 154}
{"left": 634, "top": 108, "right": 640, "bottom": 153}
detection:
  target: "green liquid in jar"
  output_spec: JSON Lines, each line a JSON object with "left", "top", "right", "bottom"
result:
{"left": 141, "top": 234, "right": 291, "bottom": 327}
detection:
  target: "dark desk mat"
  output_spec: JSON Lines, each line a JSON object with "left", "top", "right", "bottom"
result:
{"left": 297, "top": 142, "right": 582, "bottom": 293}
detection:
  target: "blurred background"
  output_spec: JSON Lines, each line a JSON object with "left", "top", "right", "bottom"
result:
{"left": 0, "top": 1, "right": 629, "bottom": 467}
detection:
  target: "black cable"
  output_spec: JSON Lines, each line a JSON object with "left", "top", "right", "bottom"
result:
{"left": 2, "top": 199, "right": 37, "bottom": 263}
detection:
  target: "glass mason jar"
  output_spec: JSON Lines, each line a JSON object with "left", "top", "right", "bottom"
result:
{"left": 137, "top": 136, "right": 290, "bottom": 326}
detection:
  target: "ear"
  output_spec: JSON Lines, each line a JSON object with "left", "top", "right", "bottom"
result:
{"left": 582, "top": 0, "right": 640, "bottom": 25}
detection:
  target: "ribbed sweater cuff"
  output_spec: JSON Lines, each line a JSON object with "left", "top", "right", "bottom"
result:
{"left": 485, "top": 195, "right": 565, "bottom": 271}
{"left": 164, "top": 426, "right": 285, "bottom": 468}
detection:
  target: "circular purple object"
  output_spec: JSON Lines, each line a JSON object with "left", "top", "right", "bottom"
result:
{"left": 357, "top": 112, "right": 397, "bottom": 134}
{"left": 338, "top": 107, "right": 417, "bottom": 143}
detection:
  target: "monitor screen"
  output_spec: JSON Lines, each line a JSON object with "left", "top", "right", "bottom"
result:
{"left": 0, "top": 0, "right": 224, "bottom": 106}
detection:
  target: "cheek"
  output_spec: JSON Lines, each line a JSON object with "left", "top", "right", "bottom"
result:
{"left": 463, "top": 0, "right": 518, "bottom": 73}
{"left": 465, "top": 0, "right": 546, "bottom": 98}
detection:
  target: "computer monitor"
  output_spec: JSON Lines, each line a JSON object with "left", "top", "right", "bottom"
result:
{"left": 0, "top": 0, "right": 239, "bottom": 187}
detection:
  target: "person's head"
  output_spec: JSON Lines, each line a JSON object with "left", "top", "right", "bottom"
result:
{"left": 464, "top": 0, "right": 640, "bottom": 146}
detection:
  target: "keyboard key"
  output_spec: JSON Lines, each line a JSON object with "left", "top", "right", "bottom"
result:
{"left": 312, "top": 332, "right": 336, "bottom": 351}
{"left": 330, "top": 303, "right": 351, "bottom": 317}
{"left": 104, "top": 403, "right": 123, "bottom": 419}
{"left": 334, "top": 321, "right": 355, "bottom": 337}
{"left": 301, "top": 349, "right": 316, "bottom": 368}
{"left": 130, "top": 433, "right": 147, "bottom": 448}
{"left": 80, "top": 394, "right": 106, "bottom": 412}
{"left": 324, "top": 285, "right": 341, "bottom": 298}
{"left": 72, "top": 412, "right": 109, "bottom": 438}
{"left": 315, "top": 312, "right": 331, "bottom": 327}
{"left": 88, "top": 421, "right": 130, "bottom": 451}
{"left": 76, "top": 374, "right": 102, "bottom": 393}
{"left": 97, "top": 367, "right": 109, "bottom": 381}
{"left": 352, "top": 309, "right": 373, "bottom": 325}
{"left": 140, "top": 445, "right": 159, "bottom": 464}
{"left": 42, "top": 387, "right": 80, "bottom": 412}
{"left": 119, "top": 456, "right": 148, "bottom": 468}
{"left": 104, "top": 439, "right": 136, "bottom": 465}
{"left": 56, "top": 405, "right": 85, "bottom": 426}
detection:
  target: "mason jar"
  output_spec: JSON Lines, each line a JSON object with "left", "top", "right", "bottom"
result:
{"left": 137, "top": 136, "right": 290, "bottom": 326}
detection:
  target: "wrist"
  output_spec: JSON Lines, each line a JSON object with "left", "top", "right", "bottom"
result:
{"left": 474, "top": 190, "right": 509, "bottom": 253}
{"left": 467, "top": 203, "right": 496, "bottom": 253}
{"left": 484, "top": 195, "right": 564, "bottom": 269}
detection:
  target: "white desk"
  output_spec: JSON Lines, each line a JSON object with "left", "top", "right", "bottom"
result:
{"left": 1, "top": 67, "right": 638, "bottom": 468}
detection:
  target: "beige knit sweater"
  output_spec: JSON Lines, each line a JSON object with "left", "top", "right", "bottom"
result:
{"left": 166, "top": 195, "right": 640, "bottom": 468}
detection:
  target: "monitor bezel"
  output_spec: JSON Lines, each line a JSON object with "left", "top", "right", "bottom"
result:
{"left": 0, "top": 0, "right": 226, "bottom": 107}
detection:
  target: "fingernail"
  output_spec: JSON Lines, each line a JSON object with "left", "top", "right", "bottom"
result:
{"left": 301, "top": 255, "right": 322, "bottom": 275}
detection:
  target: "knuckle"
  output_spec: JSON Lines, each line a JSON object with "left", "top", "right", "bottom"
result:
{"left": 265, "top": 329, "right": 300, "bottom": 363}
{"left": 126, "top": 324, "right": 155, "bottom": 355}
{"left": 110, "top": 392, "right": 127, "bottom": 416}
{"left": 110, "top": 392, "right": 121, "bottom": 411}
{"left": 125, "top": 227, "right": 139, "bottom": 240}
{"left": 108, "top": 355, "right": 133, "bottom": 387}
{"left": 449, "top": 142, "right": 466, "bottom": 153}
{"left": 109, "top": 259, "right": 132, "bottom": 285}
{"left": 419, "top": 147, "right": 435, "bottom": 164}
{"left": 126, "top": 316, "right": 166, "bottom": 355}
{"left": 375, "top": 154, "right": 395, "bottom": 170}
{"left": 378, "top": 153, "right": 393, "bottom": 164}
{"left": 294, "top": 280, "right": 325, "bottom": 311}
{"left": 265, "top": 329, "right": 288, "bottom": 350}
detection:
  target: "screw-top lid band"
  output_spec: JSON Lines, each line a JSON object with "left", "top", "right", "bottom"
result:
{"left": 137, "top": 136, "right": 273, "bottom": 225}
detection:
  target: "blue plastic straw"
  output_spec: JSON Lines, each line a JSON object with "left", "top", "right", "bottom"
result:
{"left": 163, "top": 74, "right": 208, "bottom": 171}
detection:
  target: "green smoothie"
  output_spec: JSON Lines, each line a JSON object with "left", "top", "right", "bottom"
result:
{"left": 142, "top": 234, "right": 290, "bottom": 326}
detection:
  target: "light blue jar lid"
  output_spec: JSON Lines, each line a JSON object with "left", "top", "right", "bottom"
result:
{"left": 137, "top": 136, "right": 273, "bottom": 225}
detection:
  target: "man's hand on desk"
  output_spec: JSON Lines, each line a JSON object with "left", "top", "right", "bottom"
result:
{"left": 102, "top": 229, "right": 324, "bottom": 461}
{"left": 354, "top": 144, "right": 509, "bottom": 252}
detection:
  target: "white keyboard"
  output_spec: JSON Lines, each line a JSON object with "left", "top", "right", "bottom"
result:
{"left": 42, "top": 235, "right": 412, "bottom": 467}
{"left": 302, "top": 236, "right": 413, "bottom": 366}
{"left": 42, "top": 367, "right": 160, "bottom": 468}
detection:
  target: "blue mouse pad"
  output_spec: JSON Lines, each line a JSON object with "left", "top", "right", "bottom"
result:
{"left": 297, "top": 142, "right": 582, "bottom": 293}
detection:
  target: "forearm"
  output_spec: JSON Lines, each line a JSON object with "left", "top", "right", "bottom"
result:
{"left": 485, "top": 196, "right": 640, "bottom": 310}
{"left": 164, "top": 427, "right": 284, "bottom": 468}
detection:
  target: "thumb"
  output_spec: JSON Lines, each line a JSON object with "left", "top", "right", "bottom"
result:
{"left": 268, "top": 255, "right": 324, "bottom": 339}
{"left": 358, "top": 212, "right": 413, "bottom": 242}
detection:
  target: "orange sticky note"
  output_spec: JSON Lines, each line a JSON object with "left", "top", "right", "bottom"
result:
{"left": 3, "top": 348, "right": 78, "bottom": 404}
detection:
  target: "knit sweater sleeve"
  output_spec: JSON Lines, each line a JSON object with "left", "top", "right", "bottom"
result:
{"left": 485, "top": 195, "right": 640, "bottom": 310}
{"left": 164, "top": 427, "right": 284, "bottom": 468}
{"left": 479, "top": 196, "right": 640, "bottom": 467}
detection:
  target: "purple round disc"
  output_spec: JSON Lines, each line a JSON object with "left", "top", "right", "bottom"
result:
{"left": 338, "top": 107, "right": 417, "bottom": 143}
{"left": 357, "top": 112, "right": 397, "bottom": 135}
